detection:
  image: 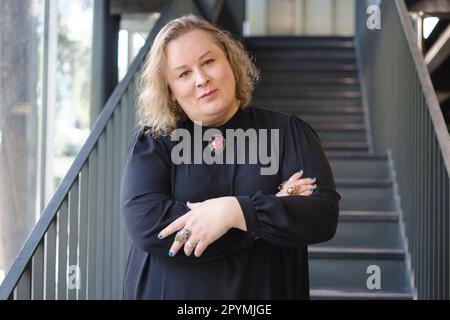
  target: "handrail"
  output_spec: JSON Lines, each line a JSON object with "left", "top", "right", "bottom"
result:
{"left": 395, "top": 0, "right": 450, "bottom": 174}
{"left": 0, "top": 0, "right": 230, "bottom": 300}
{"left": 356, "top": 0, "right": 450, "bottom": 299}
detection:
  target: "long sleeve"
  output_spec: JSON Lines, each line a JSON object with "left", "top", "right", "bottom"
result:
{"left": 120, "top": 129, "right": 253, "bottom": 261}
{"left": 236, "top": 114, "right": 340, "bottom": 246}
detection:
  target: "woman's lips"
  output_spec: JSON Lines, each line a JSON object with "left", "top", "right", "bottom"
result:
{"left": 200, "top": 89, "right": 218, "bottom": 100}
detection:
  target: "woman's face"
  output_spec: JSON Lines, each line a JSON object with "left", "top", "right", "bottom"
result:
{"left": 164, "top": 29, "right": 239, "bottom": 126}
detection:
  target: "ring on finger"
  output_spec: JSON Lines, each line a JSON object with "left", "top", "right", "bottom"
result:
{"left": 175, "top": 227, "right": 190, "bottom": 242}
{"left": 185, "top": 240, "right": 196, "bottom": 249}
{"left": 287, "top": 184, "right": 301, "bottom": 195}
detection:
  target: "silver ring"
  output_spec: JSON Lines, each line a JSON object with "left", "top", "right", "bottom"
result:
{"left": 185, "top": 240, "right": 196, "bottom": 249}
{"left": 175, "top": 227, "right": 190, "bottom": 242}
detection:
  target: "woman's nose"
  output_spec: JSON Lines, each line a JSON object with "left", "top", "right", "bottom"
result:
{"left": 195, "top": 69, "right": 209, "bottom": 87}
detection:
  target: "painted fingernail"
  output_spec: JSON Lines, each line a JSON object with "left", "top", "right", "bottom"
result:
{"left": 298, "top": 170, "right": 303, "bottom": 174}
{"left": 168, "top": 251, "right": 174, "bottom": 257}
{"left": 158, "top": 233, "right": 163, "bottom": 239}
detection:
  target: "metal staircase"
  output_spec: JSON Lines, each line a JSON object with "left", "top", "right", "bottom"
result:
{"left": 247, "top": 36, "right": 413, "bottom": 299}
{"left": 2, "top": 0, "right": 450, "bottom": 300}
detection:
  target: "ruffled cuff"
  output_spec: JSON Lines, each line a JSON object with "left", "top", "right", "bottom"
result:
{"left": 235, "top": 195, "right": 262, "bottom": 240}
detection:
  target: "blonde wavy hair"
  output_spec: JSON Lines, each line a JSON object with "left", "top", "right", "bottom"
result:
{"left": 136, "top": 14, "right": 260, "bottom": 137}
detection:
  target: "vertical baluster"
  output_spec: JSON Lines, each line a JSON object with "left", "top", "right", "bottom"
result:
{"left": 437, "top": 155, "right": 442, "bottom": 299}
{"left": 103, "top": 119, "right": 114, "bottom": 299}
{"left": 118, "top": 90, "right": 130, "bottom": 299}
{"left": 87, "top": 148, "right": 98, "bottom": 299}
{"left": 445, "top": 173, "right": 450, "bottom": 299}
{"left": 414, "top": 63, "right": 418, "bottom": 293}
{"left": 415, "top": 80, "right": 424, "bottom": 298}
{"left": 430, "top": 134, "right": 440, "bottom": 299}
{"left": 95, "top": 133, "right": 106, "bottom": 299}
{"left": 57, "top": 198, "right": 69, "bottom": 300}
{"left": 44, "top": 218, "right": 57, "bottom": 299}
{"left": 14, "top": 264, "right": 32, "bottom": 300}
{"left": 112, "top": 106, "right": 122, "bottom": 299}
{"left": 426, "top": 105, "right": 431, "bottom": 299}
{"left": 78, "top": 164, "right": 89, "bottom": 300}
{"left": 68, "top": 180, "right": 80, "bottom": 300}
{"left": 31, "top": 240, "right": 45, "bottom": 300}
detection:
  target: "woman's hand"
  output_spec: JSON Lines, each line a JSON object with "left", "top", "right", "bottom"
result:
{"left": 158, "top": 196, "right": 245, "bottom": 258}
{"left": 276, "top": 170, "right": 317, "bottom": 197}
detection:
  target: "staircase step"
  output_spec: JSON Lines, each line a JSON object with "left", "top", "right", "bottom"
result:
{"left": 249, "top": 49, "right": 356, "bottom": 60}
{"left": 337, "top": 183, "right": 395, "bottom": 211}
{"left": 308, "top": 247, "right": 408, "bottom": 291}
{"left": 310, "top": 288, "right": 413, "bottom": 300}
{"left": 253, "top": 88, "right": 361, "bottom": 99}
{"left": 309, "top": 247, "right": 404, "bottom": 259}
{"left": 330, "top": 157, "right": 389, "bottom": 179}
{"left": 256, "top": 83, "right": 361, "bottom": 92}
{"left": 255, "top": 58, "right": 357, "bottom": 68}
{"left": 245, "top": 36, "right": 354, "bottom": 49}
{"left": 258, "top": 72, "right": 359, "bottom": 85}
{"left": 255, "top": 105, "right": 363, "bottom": 115}
{"left": 252, "top": 97, "right": 362, "bottom": 113}
{"left": 256, "top": 63, "right": 357, "bottom": 72}
{"left": 336, "top": 179, "right": 392, "bottom": 188}
{"left": 317, "top": 130, "right": 367, "bottom": 143}
{"left": 254, "top": 98, "right": 361, "bottom": 108}
{"left": 339, "top": 210, "right": 398, "bottom": 222}
{"left": 314, "top": 211, "right": 401, "bottom": 249}
{"left": 326, "top": 152, "right": 387, "bottom": 160}
{"left": 297, "top": 113, "right": 365, "bottom": 125}
{"left": 323, "top": 142, "right": 369, "bottom": 152}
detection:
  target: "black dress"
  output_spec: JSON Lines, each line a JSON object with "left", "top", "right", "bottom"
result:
{"left": 120, "top": 106, "right": 340, "bottom": 299}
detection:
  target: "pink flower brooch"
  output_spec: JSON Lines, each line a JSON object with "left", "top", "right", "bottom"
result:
{"left": 208, "top": 134, "right": 225, "bottom": 153}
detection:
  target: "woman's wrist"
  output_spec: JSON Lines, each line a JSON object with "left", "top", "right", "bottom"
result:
{"left": 227, "top": 197, "right": 247, "bottom": 231}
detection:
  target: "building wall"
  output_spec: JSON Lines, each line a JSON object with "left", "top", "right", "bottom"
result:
{"left": 245, "top": 0, "right": 355, "bottom": 36}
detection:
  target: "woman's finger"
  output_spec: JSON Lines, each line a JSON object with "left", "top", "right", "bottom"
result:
{"left": 287, "top": 170, "right": 304, "bottom": 183}
{"left": 184, "top": 236, "right": 199, "bottom": 256}
{"left": 158, "top": 213, "right": 190, "bottom": 239}
{"left": 300, "top": 184, "right": 317, "bottom": 196}
{"left": 168, "top": 224, "right": 195, "bottom": 257}
{"left": 194, "top": 240, "right": 209, "bottom": 258}
{"left": 168, "top": 236, "right": 186, "bottom": 257}
{"left": 186, "top": 201, "right": 201, "bottom": 209}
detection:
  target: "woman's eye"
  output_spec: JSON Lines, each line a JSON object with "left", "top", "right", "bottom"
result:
{"left": 179, "top": 71, "right": 189, "bottom": 78}
{"left": 203, "top": 59, "right": 214, "bottom": 65}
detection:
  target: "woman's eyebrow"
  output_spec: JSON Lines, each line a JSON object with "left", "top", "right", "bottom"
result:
{"left": 173, "top": 50, "right": 212, "bottom": 71}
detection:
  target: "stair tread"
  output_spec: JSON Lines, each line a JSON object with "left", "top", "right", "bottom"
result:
{"left": 254, "top": 90, "right": 361, "bottom": 97}
{"left": 323, "top": 142, "right": 368, "bottom": 148}
{"left": 335, "top": 179, "right": 393, "bottom": 187}
{"left": 326, "top": 152, "right": 387, "bottom": 159}
{"left": 339, "top": 211, "right": 398, "bottom": 221}
{"left": 308, "top": 247, "right": 405, "bottom": 259}
{"left": 313, "top": 124, "right": 366, "bottom": 130}
{"left": 254, "top": 106, "right": 364, "bottom": 113}
{"left": 310, "top": 288, "right": 413, "bottom": 299}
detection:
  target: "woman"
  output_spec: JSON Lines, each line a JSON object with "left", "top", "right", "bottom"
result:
{"left": 120, "top": 14, "right": 340, "bottom": 300}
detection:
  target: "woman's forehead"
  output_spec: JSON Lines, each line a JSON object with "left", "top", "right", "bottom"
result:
{"left": 165, "top": 30, "right": 222, "bottom": 67}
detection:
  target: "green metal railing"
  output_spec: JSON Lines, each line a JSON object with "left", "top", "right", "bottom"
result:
{"left": 0, "top": 0, "right": 231, "bottom": 300}
{"left": 356, "top": 0, "right": 450, "bottom": 299}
